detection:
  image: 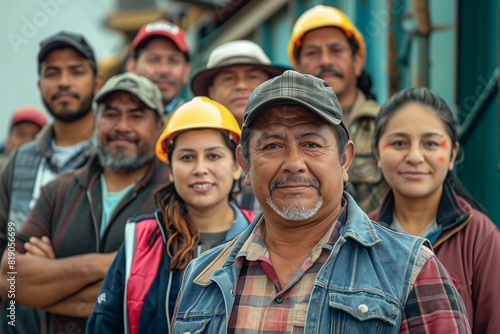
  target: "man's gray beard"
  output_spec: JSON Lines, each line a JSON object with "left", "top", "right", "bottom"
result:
{"left": 266, "top": 197, "right": 323, "bottom": 221}
{"left": 92, "top": 134, "right": 153, "bottom": 172}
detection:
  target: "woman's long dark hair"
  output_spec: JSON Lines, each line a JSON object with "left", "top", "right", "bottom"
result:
{"left": 373, "top": 87, "right": 487, "bottom": 214}
{"left": 154, "top": 131, "right": 239, "bottom": 271}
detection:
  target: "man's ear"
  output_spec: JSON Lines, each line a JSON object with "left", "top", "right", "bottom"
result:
{"left": 93, "top": 73, "right": 104, "bottom": 95}
{"left": 125, "top": 57, "right": 137, "bottom": 73}
{"left": 232, "top": 163, "right": 242, "bottom": 182}
{"left": 155, "top": 118, "right": 165, "bottom": 133}
{"left": 341, "top": 140, "right": 356, "bottom": 183}
{"left": 236, "top": 146, "right": 251, "bottom": 186}
{"left": 182, "top": 62, "right": 191, "bottom": 85}
{"left": 353, "top": 53, "right": 364, "bottom": 78}
{"left": 236, "top": 145, "right": 249, "bottom": 174}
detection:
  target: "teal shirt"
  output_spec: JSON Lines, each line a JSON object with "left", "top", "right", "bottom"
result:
{"left": 100, "top": 174, "right": 135, "bottom": 237}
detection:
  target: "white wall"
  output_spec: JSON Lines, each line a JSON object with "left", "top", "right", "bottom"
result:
{"left": 0, "top": 0, "right": 124, "bottom": 141}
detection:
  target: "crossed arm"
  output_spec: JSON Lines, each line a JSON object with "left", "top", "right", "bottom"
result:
{"left": 0, "top": 236, "right": 116, "bottom": 318}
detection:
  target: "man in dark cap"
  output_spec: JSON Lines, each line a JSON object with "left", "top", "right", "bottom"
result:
{"left": 0, "top": 30, "right": 102, "bottom": 334}
{"left": 171, "top": 71, "right": 470, "bottom": 333}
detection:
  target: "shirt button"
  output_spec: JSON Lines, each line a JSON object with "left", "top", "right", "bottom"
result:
{"left": 358, "top": 303, "right": 369, "bottom": 314}
{"left": 275, "top": 296, "right": 283, "bottom": 304}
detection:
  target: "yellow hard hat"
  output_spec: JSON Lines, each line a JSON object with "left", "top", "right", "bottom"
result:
{"left": 287, "top": 5, "right": 366, "bottom": 69}
{"left": 156, "top": 96, "right": 241, "bottom": 163}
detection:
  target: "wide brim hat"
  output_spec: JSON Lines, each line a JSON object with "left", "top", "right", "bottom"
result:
{"left": 190, "top": 40, "right": 288, "bottom": 96}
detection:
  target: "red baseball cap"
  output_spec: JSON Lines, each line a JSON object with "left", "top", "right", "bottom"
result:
{"left": 131, "top": 20, "right": 189, "bottom": 58}
{"left": 11, "top": 106, "right": 47, "bottom": 129}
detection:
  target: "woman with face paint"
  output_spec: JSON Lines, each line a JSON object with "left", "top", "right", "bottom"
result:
{"left": 86, "top": 97, "right": 255, "bottom": 334}
{"left": 369, "top": 87, "right": 500, "bottom": 334}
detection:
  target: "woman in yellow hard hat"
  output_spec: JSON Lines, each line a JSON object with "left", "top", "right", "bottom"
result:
{"left": 87, "top": 97, "right": 255, "bottom": 334}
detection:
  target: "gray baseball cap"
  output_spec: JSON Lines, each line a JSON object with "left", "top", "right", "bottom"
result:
{"left": 94, "top": 72, "right": 164, "bottom": 117}
{"left": 242, "top": 70, "right": 349, "bottom": 138}
{"left": 38, "top": 31, "right": 97, "bottom": 73}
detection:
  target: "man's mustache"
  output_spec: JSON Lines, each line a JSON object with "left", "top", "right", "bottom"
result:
{"left": 153, "top": 76, "right": 176, "bottom": 86}
{"left": 51, "top": 90, "right": 79, "bottom": 101}
{"left": 106, "top": 133, "right": 138, "bottom": 144}
{"left": 270, "top": 176, "right": 320, "bottom": 191}
{"left": 315, "top": 67, "right": 343, "bottom": 79}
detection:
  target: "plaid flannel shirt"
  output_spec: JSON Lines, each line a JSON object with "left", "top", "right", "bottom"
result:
{"left": 228, "top": 218, "right": 470, "bottom": 333}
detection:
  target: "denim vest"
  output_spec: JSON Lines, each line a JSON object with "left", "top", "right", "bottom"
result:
{"left": 172, "top": 193, "right": 429, "bottom": 334}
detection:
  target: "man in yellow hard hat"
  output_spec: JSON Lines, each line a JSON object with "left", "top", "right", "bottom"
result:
{"left": 288, "top": 5, "right": 389, "bottom": 213}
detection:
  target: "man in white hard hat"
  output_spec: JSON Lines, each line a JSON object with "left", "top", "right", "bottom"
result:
{"left": 190, "top": 40, "right": 287, "bottom": 126}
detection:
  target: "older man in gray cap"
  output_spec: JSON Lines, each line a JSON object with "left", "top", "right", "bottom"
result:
{"left": 171, "top": 70, "right": 470, "bottom": 333}
{"left": 0, "top": 72, "right": 168, "bottom": 334}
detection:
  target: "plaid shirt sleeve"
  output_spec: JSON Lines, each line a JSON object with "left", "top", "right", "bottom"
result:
{"left": 400, "top": 253, "right": 471, "bottom": 333}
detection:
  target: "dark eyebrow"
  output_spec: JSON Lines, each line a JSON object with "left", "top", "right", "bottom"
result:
{"left": 422, "top": 132, "right": 445, "bottom": 138}
{"left": 257, "top": 132, "right": 285, "bottom": 141}
{"left": 385, "top": 132, "right": 445, "bottom": 139}
{"left": 43, "top": 63, "right": 86, "bottom": 72}
{"left": 128, "top": 107, "right": 147, "bottom": 113}
{"left": 42, "top": 65, "right": 60, "bottom": 72}
{"left": 67, "top": 64, "right": 86, "bottom": 70}
{"left": 176, "top": 146, "right": 226, "bottom": 153}
{"left": 204, "top": 146, "right": 226, "bottom": 151}
{"left": 297, "top": 131, "right": 323, "bottom": 139}
{"left": 103, "top": 105, "right": 147, "bottom": 113}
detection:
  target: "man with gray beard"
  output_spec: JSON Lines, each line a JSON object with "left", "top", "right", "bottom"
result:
{"left": 171, "top": 71, "right": 470, "bottom": 333}
{"left": 0, "top": 72, "right": 168, "bottom": 334}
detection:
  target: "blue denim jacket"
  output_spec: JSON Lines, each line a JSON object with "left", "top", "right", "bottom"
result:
{"left": 172, "top": 193, "right": 429, "bottom": 333}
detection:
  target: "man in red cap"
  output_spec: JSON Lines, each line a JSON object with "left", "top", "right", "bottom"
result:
{"left": 0, "top": 106, "right": 47, "bottom": 166}
{"left": 126, "top": 20, "right": 190, "bottom": 120}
